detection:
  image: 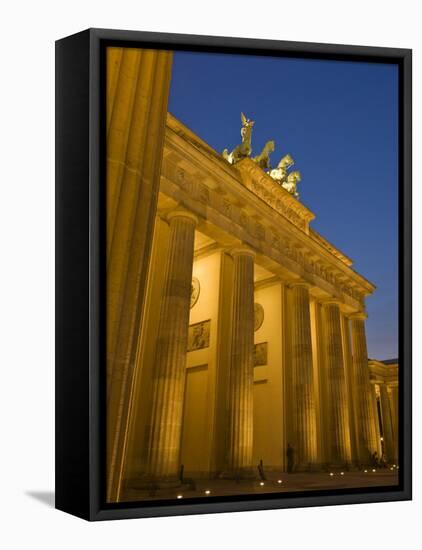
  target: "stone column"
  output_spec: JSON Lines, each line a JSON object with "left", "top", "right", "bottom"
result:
{"left": 147, "top": 210, "right": 198, "bottom": 483}
{"left": 106, "top": 47, "right": 173, "bottom": 502}
{"left": 350, "top": 313, "right": 378, "bottom": 464}
{"left": 389, "top": 385, "right": 399, "bottom": 463}
{"left": 372, "top": 384, "right": 383, "bottom": 456}
{"left": 341, "top": 315, "right": 359, "bottom": 466}
{"left": 290, "top": 283, "right": 317, "bottom": 469}
{"left": 380, "top": 384, "right": 395, "bottom": 463}
{"left": 225, "top": 248, "right": 255, "bottom": 477}
{"left": 323, "top": 301, "right": 352, "bottom": 466}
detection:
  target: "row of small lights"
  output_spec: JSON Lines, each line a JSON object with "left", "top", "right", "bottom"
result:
{"left": 328, "top": 464, "right": 399, "bottom": 476}
{"left": 363, "top": 464, "right": 399, "bottom": 473}
{"left": 176, "top": 465, "right": 399, "bottom": 498}
{"left": 176, "top": 479, "right": 284, "bottom": 499}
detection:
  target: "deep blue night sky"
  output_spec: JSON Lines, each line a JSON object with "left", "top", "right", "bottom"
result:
{"left": 168, "top": 51, "right": 398, "bottom": 360}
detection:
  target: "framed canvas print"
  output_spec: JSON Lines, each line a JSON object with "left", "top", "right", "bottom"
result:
{"left": 55, "top": 28, "right": 412, "bottom": 520}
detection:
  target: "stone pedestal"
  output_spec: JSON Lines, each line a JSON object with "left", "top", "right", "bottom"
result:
{"left": 323, "top": 302, "right": 352, "bottom": 466}
{"left": 290, "top": 283, "right": 317, "bottom": 469}
{"left": 106, "top": 47, "right": 173, "bottom": 502}
{"left": 146, "top": 211, "right": 198, "bottom": 483}
{"left": 350, "top": 313, "right": 378, "bottom": 464}
{"left": 225, "top": 249, "right": 255, "bottom": 478}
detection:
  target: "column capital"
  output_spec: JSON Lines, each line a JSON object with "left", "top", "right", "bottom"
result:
{"left": 167, "top": 208, "right": 198, "bottom": 226}
{"left": 229, "top": 246, "right": 256, "bottom": 260}
{"left": 320, "top": 297, "right": 342, "bottom": 307}
{"left": 349, "top": 311, "right": 368, "bottom": 321}
{"left": 288, "top": 280, "right": 311, "bottom": 290}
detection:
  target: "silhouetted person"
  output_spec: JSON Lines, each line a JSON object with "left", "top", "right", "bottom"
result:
{"left": 258, "top": 459, "right": 266, "bottom": 480}
{"left": 371, "top": 451, "right": 379, "bottom": 468}
{"left": 286, "top": 443, "right": 295, "bottom": 473}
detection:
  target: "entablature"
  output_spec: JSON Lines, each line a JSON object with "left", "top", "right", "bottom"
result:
{"left": 161, "top": 115, "right": 376, "bottom": 310}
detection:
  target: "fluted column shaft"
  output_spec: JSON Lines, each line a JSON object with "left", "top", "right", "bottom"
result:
{"left": 380, "top": 384, "right": 395, "bottom": 463}
{"left": 226, "top": 249, "right": 255, "bottom": 476}
{"left": 323, "top": 302, "right": 351, "bottom": 465}
{"left": 106, "top": 48, "right": 173, "bottom": 502}
{"left": 147, "top": 211, "right": 197, "bottom": 481}
{"left": 290, "top": 284, "right": 317, "bottom": 468}
{"left": 350, "top": 314, "right": 378, "bottom": 464}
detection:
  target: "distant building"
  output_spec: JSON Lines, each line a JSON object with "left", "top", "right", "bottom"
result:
{"left": 369, "top": 359, "right": 399, "bottom": 464}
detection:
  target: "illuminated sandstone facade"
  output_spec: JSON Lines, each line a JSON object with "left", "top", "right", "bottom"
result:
{"left": 106, "top": 48, "right": 398, "bottom": 501}
{"left": 121, "top": 113, "right": 398, "bottom": 489}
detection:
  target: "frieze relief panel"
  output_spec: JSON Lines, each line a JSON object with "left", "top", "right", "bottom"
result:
{"left": 187, "top": 320, "right": 211, "bottom": 352}
{"left": 254, "top": 342, "right": 268, "bottom": 367}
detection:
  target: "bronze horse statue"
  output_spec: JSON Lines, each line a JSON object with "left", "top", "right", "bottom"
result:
{"left": 253, "top": 140, "right": 275, "bottom": 171}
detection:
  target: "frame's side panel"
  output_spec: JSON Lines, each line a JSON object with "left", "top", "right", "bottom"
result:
{"left": 55, "top": 30, "right": 91, "bottom": 520}
{"left": 401, "top": 50, "right": 412, "bottom": 500}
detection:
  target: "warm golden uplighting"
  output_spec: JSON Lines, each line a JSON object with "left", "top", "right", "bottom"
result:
{"left": 103, "top": 49, "right": 400, "bottom": 505}
{"left": 372, "top": 469, "right": 376, "bottom": 473}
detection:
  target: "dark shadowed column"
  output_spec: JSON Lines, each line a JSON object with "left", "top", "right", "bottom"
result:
{"left": 147, "top": 210, "right": 198, "bottom": 483}
{"left": 106, "top": 47, "right": 173, "bottom": 502}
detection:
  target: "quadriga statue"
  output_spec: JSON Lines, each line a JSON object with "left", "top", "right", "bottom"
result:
{"left": 222, "top": 112, "right": 255, "bottom": 164}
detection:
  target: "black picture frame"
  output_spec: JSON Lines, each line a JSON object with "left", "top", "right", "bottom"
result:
{"left": 55, "top": 28, "right": 412, "bottom": 521}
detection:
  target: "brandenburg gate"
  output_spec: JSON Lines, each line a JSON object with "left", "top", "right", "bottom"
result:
{"left": 105, "top": 48, "right": 398, "bottom": 502}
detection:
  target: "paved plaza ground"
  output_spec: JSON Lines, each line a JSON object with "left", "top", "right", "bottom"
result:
{"left": 124, "top": 468, "right": 399, "bottom": 502}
